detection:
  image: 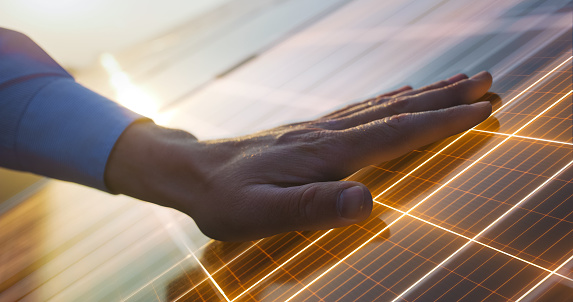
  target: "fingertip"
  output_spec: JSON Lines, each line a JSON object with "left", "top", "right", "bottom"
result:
{"left": 470, "top": 71, "right": 493, "bottom": 85}
{"left": 472, "top": 100, "right": 493, "bottom": 118}
{"left": 452, "top": 71, "right": 492, "bottom": 103}
{"left": 452, "top": 101, "right": 492, "bottom": 131}
{"left": 472, "top": 100, "right": 493, "bottom": 108}
{"left": 337, "top": 183, "right": 373, "bottom": 221}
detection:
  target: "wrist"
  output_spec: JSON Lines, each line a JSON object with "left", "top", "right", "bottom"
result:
{"left": 104, "top": 121, "right": 205, "bottom": 212}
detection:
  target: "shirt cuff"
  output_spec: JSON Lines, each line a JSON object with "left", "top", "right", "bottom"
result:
{"left": 15, "top": 78, "right": 147, "bottom": 191}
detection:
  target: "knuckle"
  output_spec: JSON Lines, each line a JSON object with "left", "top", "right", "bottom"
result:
{"left": 299, "top": 130, "right": 333, "bottom": 148}
{"left": 294, "top": 185, "right": 318, "bottom": 224}
{"left": 276, "top": 130, "right": 336, "bottom": 168}
{"left": 276, "top": 129, "right": 331, "bottom": 145}
{"left": 384, "top": 97, "right": 410, "bottom": 115}
{"left": 372, "top": 96, "right": 390, "bottom": 105}
{"left": 275, "top": 129, "right": 307, "bottom": 144}
{"left": 377, "top": 113, "right": 417, "bottom": 147}
{"left": 360, "top": 97, "right": 376, "bottom": 105}
{"left": 382, "top": 113, "right": 413, "bottom": 137}
{"left": 315, "top": 118, "right": 344, "bottom": 129}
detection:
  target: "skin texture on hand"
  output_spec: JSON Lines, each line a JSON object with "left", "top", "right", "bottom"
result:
{"left": 105, "top": 71, "right": 493, "bottom": 241}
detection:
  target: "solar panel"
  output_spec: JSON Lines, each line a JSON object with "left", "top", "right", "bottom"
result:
{"left": 159, "top": 1, "right": 573, "bottom": 301}
{"left": 0, "top": 0, "right": 571, "bottom": 301}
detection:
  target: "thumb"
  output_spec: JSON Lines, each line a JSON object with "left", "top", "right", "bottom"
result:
{"left": 267, "top": 181, "right": 373, "bottom": 233}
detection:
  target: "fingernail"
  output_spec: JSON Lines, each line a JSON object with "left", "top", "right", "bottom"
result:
{"left": 472, "top": 101, "right": 492, "bottom": 109}
{"left": 338, "top": 186, "right": 365, "bottom": 219}
{"left": 471, "top": 71, "right": 490, "bottom": 80}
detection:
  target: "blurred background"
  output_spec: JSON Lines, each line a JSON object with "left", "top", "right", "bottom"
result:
{"left": 0, "top": 0, "right": 231, "bottom": 68}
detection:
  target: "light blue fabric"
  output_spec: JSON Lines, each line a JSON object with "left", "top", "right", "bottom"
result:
{"left": 0, "top": 28, "right": 145, "bottom": 191}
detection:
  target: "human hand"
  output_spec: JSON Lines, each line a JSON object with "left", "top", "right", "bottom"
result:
{"left": 105, "top": 71, "right": 492, "bottom": 241}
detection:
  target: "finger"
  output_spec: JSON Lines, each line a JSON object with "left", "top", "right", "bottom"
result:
{"left": 446, "top": 73, "right": 470, "bottom": 83}
{"left": 320, "top": 71, "right": 492, "bottom": 130}
{"left": 396, "top": 73, "right": 468, "bottom": 97}
{"left": 321, "top": 73, "right": 474, "bottom": 122}
{"left": 418, "top": 71, "right": 492, "bottom": 105}
{"left": 376, "top": 85, "right": 414, "bottom": 98}
{"left": 321, "top": 85, "right": 412, "bottom": 120}
{"left": 332, "top": 101, "right": 492, "bottom": 174}
{"left": 254, "top": 181, "right": 373, "bottom": 237}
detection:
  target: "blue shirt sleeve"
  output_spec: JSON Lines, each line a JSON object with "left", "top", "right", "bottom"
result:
{"left": 0, "top": 28, "right": 146, "bottom": 191}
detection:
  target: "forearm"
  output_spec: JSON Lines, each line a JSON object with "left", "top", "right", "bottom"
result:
{"left": 0, "top": 29, "right": 145, "bottom": 190}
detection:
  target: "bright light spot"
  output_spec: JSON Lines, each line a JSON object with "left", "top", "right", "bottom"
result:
{"left": 100, "top": 53, "right": 172, "bottom": 126}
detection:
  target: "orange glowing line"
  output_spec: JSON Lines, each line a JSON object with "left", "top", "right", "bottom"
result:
{"left": 170, "top": 239, "right": 263, "bottom": 302}
{"left": 471, "top": 129, "right": 573, "bottom": 146}
{"left": 173, "top": 176, "right": 367, "bottom": 301}
{"left": 375, "top": 201, "right": 573, "bottom": 282}
{"left": 188, "top": 252, "right": 231, "bottom": 302}
{"left": 515, "top": 253, "right": 573, "bottom": 302}
{"left": 150, "top": 210, "right": 231, "bottom": 301}
{"left": 489, "top": 56, "right": 572, "bottom": 114}
{"left": 229, "top": 230, "right": 332, "bottom": 301}
{"left": 283, "top": 64, "right": 572, "bottom": 301}
{"left": 390, "top": 158, "right": 573, "bottom": 302}
{"left": 123, "top": 239, "right": 241, "bottom": 301}
{"left": 284, "top": 58, "right": 573, "bottom": 302}
{"left": 100, "top": 213, "right": 194, "bottom": 301}
{"left": 285, "top": 134, "right": 511, "bottom": 302}
{"left": 121, "top": 58, "right": 571, "bottom": 302}
{"left": 371, "top": 56, "right": 571, "bottom": 202}
{"left": 227, "top": 58, "right": 571, "bottom": 301}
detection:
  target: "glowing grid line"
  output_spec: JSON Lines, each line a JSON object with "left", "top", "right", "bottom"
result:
{"left": 203, "top": 168, "right": 374, "bottom": 300}
{"left": 141, "top": 240, "right": 263, "bottom": 302}
{"left": 197, "top": 49, "right": 573, "bottom": 302}
{"left": 390, "top": 158, "right": 573, "bottom": 302}
{"left": 388, "top": 91, "right": 572, "bottom": 300}
{"left": 370, "top": 56, "right": 571, "bottom": 205}
{"left": 190, "top": 252, "right": 231, "bottom": 302}
{"left": 141, "top": 171, "right": 373, "bottom": 301}
{"left": 168, "top": 56, "right": 571, "bottom": 301}
{"left": 470, "top": 129, "right": 573, "bottom": 146}
{"left": 149, "top": 210, "right": 231, "bottom": 301}
{"left": 122, "top": 237, "right": 230, "bottom": 301}
{"left": 284, "top": 80, "right": 572, "bottom": 302}
{"left": 218, "top": 56, "right": 573, "bottom": 300}
{"left": 170, "top": 240, "right": 263, "bottom": 301}
{"left": 229, "top": 231, "right": 332, "bottom": 301}
{"left": 515, "top": 253, "right": 573, "bottom": 302}
{"left": 374, "top": 201, "right": 573, "bottom": 282}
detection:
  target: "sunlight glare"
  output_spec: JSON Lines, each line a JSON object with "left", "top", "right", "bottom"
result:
{"left": 100, "top": 53, "right": 172, "bottom": 126}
